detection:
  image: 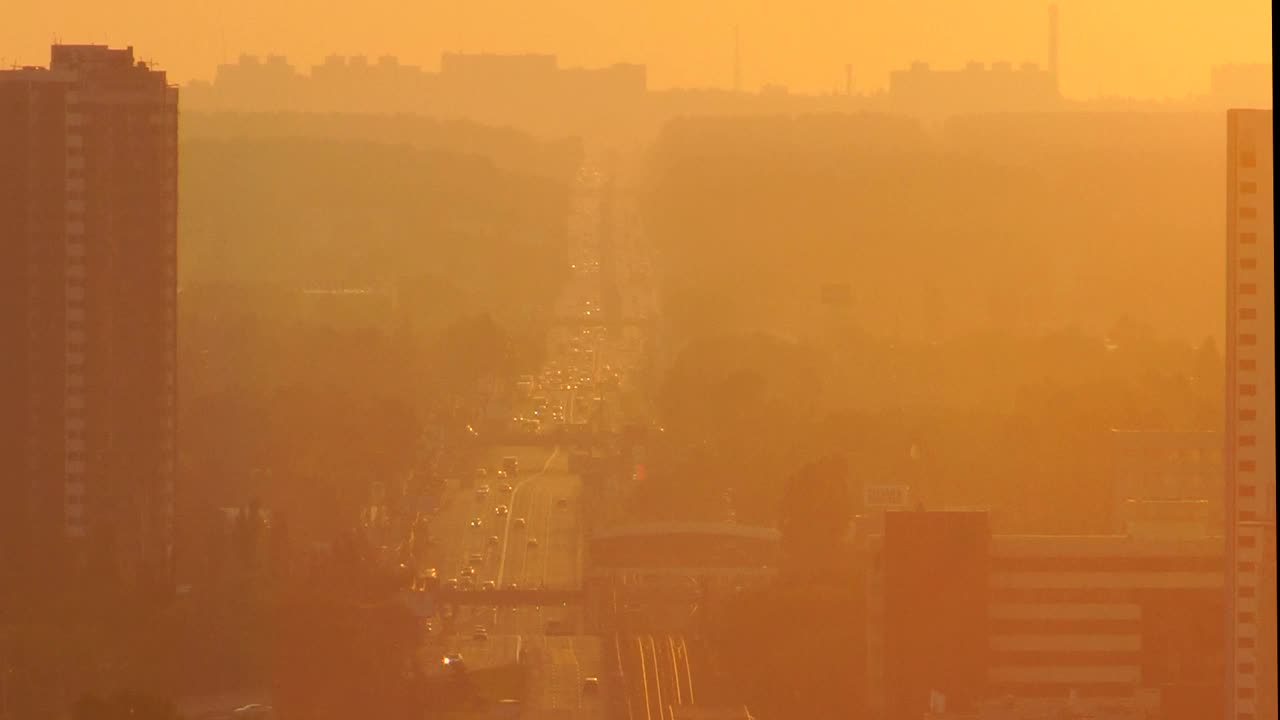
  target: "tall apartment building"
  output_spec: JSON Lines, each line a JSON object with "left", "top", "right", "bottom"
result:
{"left": 1225, "top": 108, "right": 1276, "bottom": 720}
{"left": 1, "top": 45, "right": 178, "bottom": 601}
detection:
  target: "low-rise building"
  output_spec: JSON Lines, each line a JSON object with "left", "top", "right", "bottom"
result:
{"left": 863, "top": 510, "right": 1223, "bottom": 720}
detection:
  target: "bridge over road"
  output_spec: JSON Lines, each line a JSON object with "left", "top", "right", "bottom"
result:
{"left": 432, "top": 587, "right": 587, "bottom": 606}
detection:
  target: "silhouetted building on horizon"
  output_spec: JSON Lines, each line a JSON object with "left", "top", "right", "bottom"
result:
{"left": 1, "top": 44, "right": 178, "bottom": 603}
{"left": 1225, "top": 107, "right": 1275, "bottom": 720}
{"left": 182, "top": 51, "right": 647, "bottom": 139}
{"left": 178, "top": 32, "right": 1266, "bottom": 144}
{"left": 888, "top": 60, "right": 1060, "bottom": 116}
{"left": 887, "top": 5, "right": 1061, "bottom": 117}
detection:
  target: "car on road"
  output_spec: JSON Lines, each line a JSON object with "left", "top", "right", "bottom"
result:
{"left": 499, "top": 483, "right": 514, "bottom": 493}
{"left": 480, "top": 581, "right": 496, "bottom": 591}
{"left": 468, "top": 552, "right": 484, "bottom": 564}
{"left": 474, "top": 468, "right": 487, "bottom": 478}
{"left": 441, "top": 653, "right": 464, "bottom": 668}
{"left": 472, "top": 626, "right": 488, "bottom": 640}
{"left": 582, "top": 677, "right": 600, "bottom": 694}
{"left": 527, "top": 537, "right": 539, "bottom": 547}
{"left": 496, "top": 469, "right": 508, "bottom": 478}
{"left": 487, "top": 535, "right": 500, "bottom": 546}
{"left": 495, "top": 505, "right": 509, "bottom": 516}
{"left": 556, "top": 498, "right": 569, "bottom": 509}
{"left": 505, "top": 582, "right": 519, "bottom": 590}
{"left": 458, "top": 576, "right": 476, "bottom": 589}
{"left": 470, "top": 517, "right": 483, "bottom": 528}
{"left": 476, "top": 484, "right": 490, "bottom": 497}
{"left": 443, "top": 579, "right": 459, "bottom": 590}
{"left": 513, "top": 517, "right": 526, "bottom": 528}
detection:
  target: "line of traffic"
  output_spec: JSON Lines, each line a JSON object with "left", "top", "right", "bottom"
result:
{"left": 495, "top": 446, "right": 559, "bottom": 586}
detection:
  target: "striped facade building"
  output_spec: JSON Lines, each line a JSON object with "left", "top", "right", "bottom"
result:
{"left": 985, "top": 534, "right": 1222, "bottom": 706}
{"left": 865, "top": 512, "right": 1224, "bottom": 720}
{"left": 1225, "top": 108, "right": 1276, "bottom": 720}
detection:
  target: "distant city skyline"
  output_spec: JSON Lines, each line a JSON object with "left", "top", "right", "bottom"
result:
{"left": 3, "top": 0, "right": 1271, "bottom": 99}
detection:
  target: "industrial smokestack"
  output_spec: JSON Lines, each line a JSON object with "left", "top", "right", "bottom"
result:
{"left": 1048, "top": 4, "right": 1059, "bottom": 90}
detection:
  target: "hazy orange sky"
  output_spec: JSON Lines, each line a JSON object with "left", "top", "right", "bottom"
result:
{"left": 3, "top": 0, "right": 1271, "bottom": 98}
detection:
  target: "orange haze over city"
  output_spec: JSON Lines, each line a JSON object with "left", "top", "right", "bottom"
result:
{"left": 1, "top": 2, "right": 1274, "bottom": 720}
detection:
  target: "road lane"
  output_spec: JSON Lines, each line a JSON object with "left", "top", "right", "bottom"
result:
{"left": 615, "top": 633, "right": 701, "bottom": 720}
{"left": 496, "top": 447, "right": 560, "bottom": 586}
{"left": 417, "top": 156, "right": 626, "bottom": 718}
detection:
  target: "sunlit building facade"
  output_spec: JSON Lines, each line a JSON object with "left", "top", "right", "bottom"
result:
{"left": 1225, "top": 108, "right": 1276, "bottom": 720}
{"left": 0, "top": 45, "right": 178, "bottom": 599}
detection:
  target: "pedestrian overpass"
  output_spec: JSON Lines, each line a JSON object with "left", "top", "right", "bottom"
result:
{"left": 431, "top": 587, "right": 587, "bottom": 606}
{"left": 587, "top": 522, "right": 781, "bottom": 588}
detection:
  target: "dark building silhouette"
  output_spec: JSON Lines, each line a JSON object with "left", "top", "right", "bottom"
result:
{"left": 878, "top": 511, "right": 991, "bottom": 720}
{"left": 183, "top": 51, "right": 647, "bottom": 139}
{"left": 0, "top": 45, "right": 178, "bottom": 601}
{"left": 887, "top": 5, "right": 1061, "bottom": 117}
{"left": 865, "top": 510, "right": 1225, "bottom": 719}
{"left": 888, "top": 60, "right": 1059, "bottom": 116}
{"left": 1225, "top": 107, "right": 1275, "bottom": 720}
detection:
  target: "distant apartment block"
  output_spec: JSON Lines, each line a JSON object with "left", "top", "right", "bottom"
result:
{"left": 864, "top": 511, "right": 1224, "bottom": 720}
{"left": 887, "top": 5, "right": 1060, "bottom": 117}
{"left": 182, "top": 51, "right": 647, "bottom": 136}
{"left": 888, "top": 60, "right": 1059, "bottom": 116}
{"left": 0, "top": 45, "right": 177, "bottom": 599}
{"left": 1225, "top": 108, "right": 1275, "bottom": 720}
{"left": 1108, "top": 429, "right": 1223, "bottom": 537}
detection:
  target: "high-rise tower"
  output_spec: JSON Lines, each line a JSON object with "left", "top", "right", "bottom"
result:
{"left": 1, "top": 45, "right": 178, "bottom": 601}
{"left": 1225, "top": 108, "right": 1276, "bottom": 720}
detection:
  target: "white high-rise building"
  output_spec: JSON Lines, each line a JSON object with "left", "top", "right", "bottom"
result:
{"left": 1225, "top": 108, "right": 1275, "bottom": 720}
